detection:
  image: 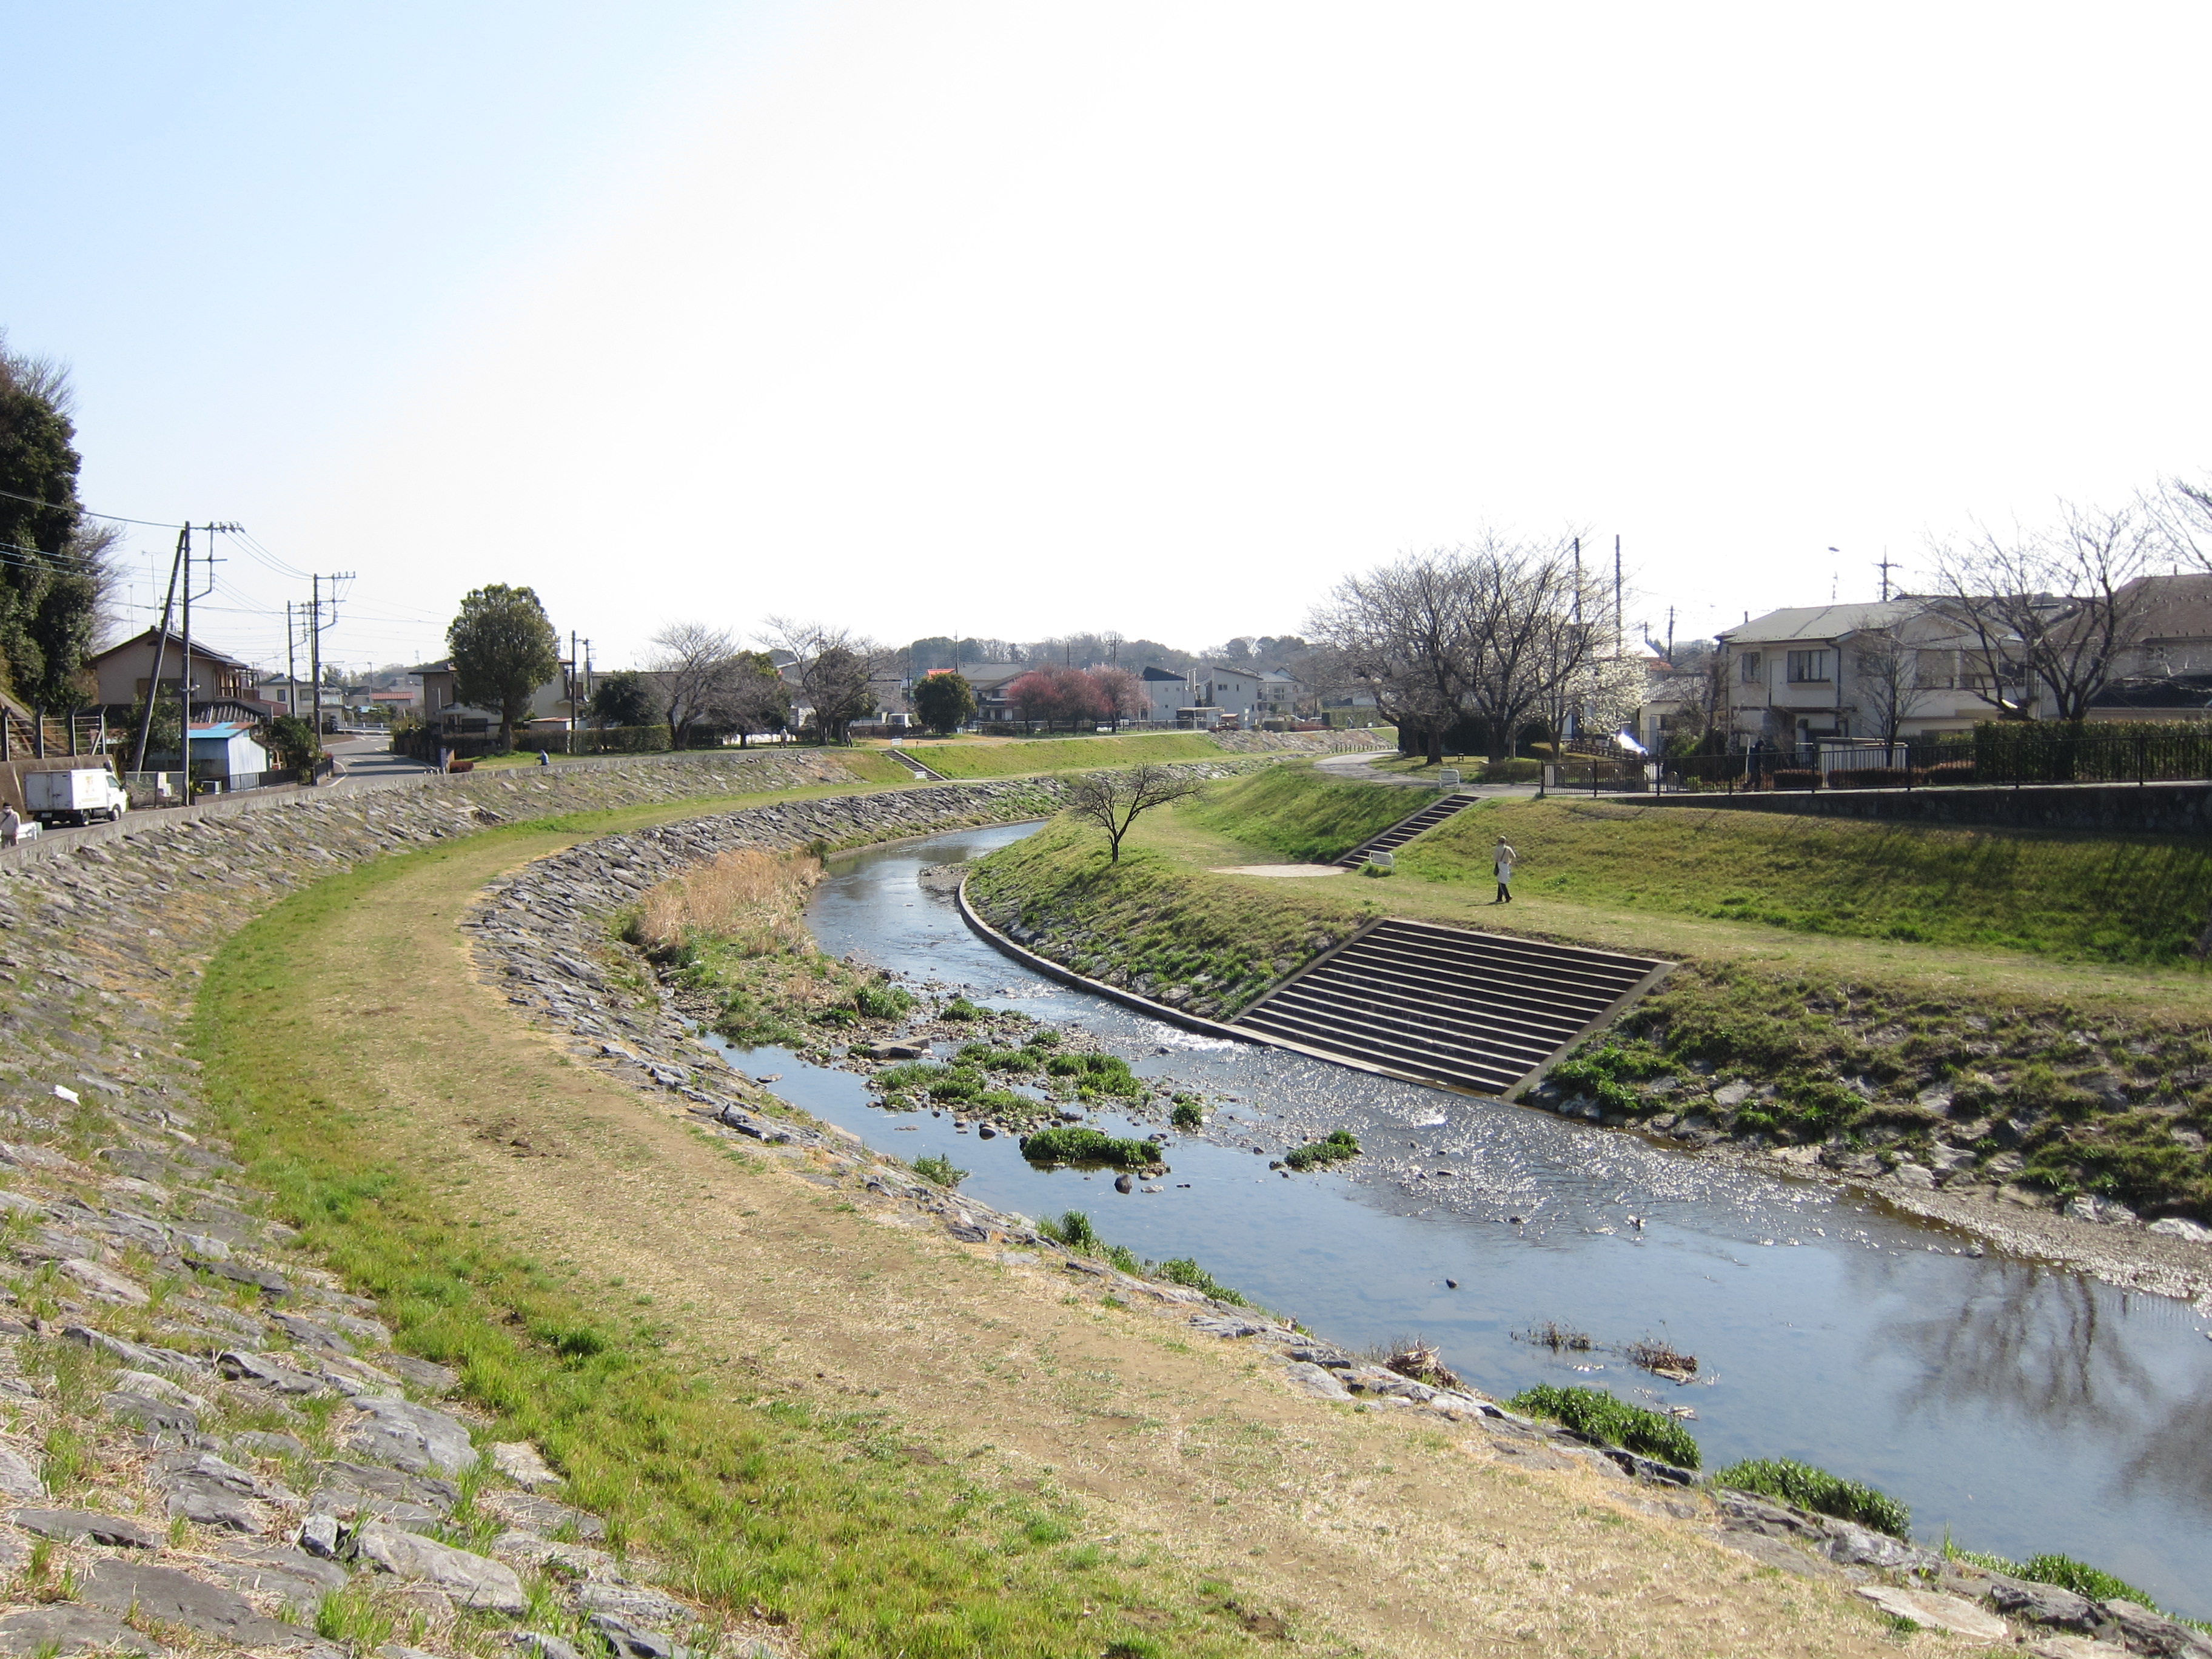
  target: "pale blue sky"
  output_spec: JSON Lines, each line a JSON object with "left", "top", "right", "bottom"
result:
{"left": 7, "top": 3, "right": 2210, "bottom": 674}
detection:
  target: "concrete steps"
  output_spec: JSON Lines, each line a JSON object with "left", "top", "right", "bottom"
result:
{"left": 885, "top": 748, "right": 948, "bottom": 780}
{"left": 1335, "top": 791, "right": 1480, "bottom": 866}
{"left": 1231, "top": 918, "right": 1670, "bottom": 1096}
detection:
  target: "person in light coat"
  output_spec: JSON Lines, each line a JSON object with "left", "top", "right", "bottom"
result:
{"left": 1493, "top": 835, "right": 1517, "bottom": 903}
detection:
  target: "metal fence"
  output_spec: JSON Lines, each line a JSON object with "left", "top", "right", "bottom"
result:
{"left": 1662, "top": 722, "right": 2212, "bottom": 794}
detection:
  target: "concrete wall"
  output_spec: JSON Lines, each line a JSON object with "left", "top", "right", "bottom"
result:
{"left": 1623, "top": 779, "right": 2212, "bottom": 833}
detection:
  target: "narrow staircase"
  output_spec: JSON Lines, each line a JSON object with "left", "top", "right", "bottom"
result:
{"left": 1335, "top": 791, "right": 1480, "bottom": 866}
{"left": 885, "top": 748, "right": 948, "bottom": 780}
{"left": 1231, "top": 918, "right": 1670, "bottom": 1097}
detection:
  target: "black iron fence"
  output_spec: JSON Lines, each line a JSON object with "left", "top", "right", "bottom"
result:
{"left": 1660, "top": 722, "right": 2212, "bottom": 793}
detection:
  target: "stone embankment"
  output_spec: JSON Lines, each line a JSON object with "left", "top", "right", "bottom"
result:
{"left": 0, "top": 751, "right": 891, "bottom": 1659}
{"left": 454, "top": 776, "right": 2212, "bottom": 1655}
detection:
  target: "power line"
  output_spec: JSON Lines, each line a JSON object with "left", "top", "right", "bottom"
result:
{"left": 0, "top": 484, "right": 184, "bottom": 530}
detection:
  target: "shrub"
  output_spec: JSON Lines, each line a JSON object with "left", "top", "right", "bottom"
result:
{"left": 1282, "top": 1130, "right": 1360, "bottom": 1171}
{"left": 1712, "top": 1457, "right": 1909, "bottom": 1538}
{"left": 1506, "top": 1384, "right": 1700, "bottom": 1469}
{"left": 927, "top": 1070, "right": 983, "bottom": 1102}
{"left": 1768, "top": 769, "right": 1818, "bottom": 789}
{"left": 1037, "top": 1210, "right": 1097, "bottom": 1250}
{"left": 1155, "top": 1257, "right": 1246, "bottom": 1305}
{"left": 911, "top": 1154, "right": 968, "bottom": 1188}
{"left": 1019, "top": 1127, "right": 1158, "bottom": 1167}
{"left": 1170, "top": 1097, "right": 1204, "bottom": 1130}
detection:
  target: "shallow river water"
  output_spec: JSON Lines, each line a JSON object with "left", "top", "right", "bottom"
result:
{"left": 733, "top": 822, "right": 2212, "bottom": 1614}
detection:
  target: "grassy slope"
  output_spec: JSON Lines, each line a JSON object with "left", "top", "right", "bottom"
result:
{"left": 1178, "top": 765, "right": 1417, "bottom": 863}
{"left": 193, "top": 817, "right": 1269, "bottom": 1659}
{"left": 967, "top": 817, "right": 1384, "bottom": 1018}
{"left": 975, "top": 777, "right": 2212, "bottom": 1215}
{"left": 1404, "top": 797, "right": 2212, "bottom": 966}
{"left": 899, "top": 732, "right": 1228, "bottom": 778}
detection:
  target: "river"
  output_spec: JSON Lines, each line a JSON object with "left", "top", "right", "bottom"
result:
{"left": 720, "top": 821, "right": 2211, "bottom": 1615}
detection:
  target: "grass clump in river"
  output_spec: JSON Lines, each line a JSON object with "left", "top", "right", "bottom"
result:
{"left": 1282, "top": 1130, "right": 1360, "bottom": 1171}
{"left": 1021, "top": 1127, "right": 1160, "bottom": 1168}
{"left": 1712, "top": 1457, "right": 1909, "bottom": 1538}
{"left": 1507, "top": 1384, "right": 1700, "bottom": 1469}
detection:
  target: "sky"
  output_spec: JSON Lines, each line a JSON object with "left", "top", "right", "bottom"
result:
{"left": 6, "top": 2, "right": 2210, "bottom": 676}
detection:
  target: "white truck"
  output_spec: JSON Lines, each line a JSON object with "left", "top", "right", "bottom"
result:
{"left": 24, "top": 767, "right": 130, "bottom": 827}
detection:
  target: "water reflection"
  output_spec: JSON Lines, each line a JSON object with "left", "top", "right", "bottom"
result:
{"left": 787, "top": 824, "right": 2212, "bottom": 1616}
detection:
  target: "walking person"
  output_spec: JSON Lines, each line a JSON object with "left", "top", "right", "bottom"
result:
{"left": 1493, "top": 834, "right": 1517, "bottom": 904}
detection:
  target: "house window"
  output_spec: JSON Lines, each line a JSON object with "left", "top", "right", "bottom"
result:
{"left": 1786, "top": 649, "right": 1832, "bottom": 683}
{"left": 1740, "top": 652, "right": 1762, "bottom": 685}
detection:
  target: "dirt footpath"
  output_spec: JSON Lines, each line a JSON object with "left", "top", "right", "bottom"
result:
{"left": 286, "top": 830, "right": 1915, "bottom": 1659}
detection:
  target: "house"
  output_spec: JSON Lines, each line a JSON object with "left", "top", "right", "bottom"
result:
{"left": 2090, "top": 573, "right": 2212, "bottom": 719}
{"left": 1139, "top": 666, "right": 1193, "bottom": 724}
{"left": 1256, "top": 670, "right": 1306, "bottom": 723}
{"left": 1191, "top": 665, "right": 1267, "bottom": 724}
{"left": 956, "top": 665, "right": 1036, "bottom": 725}
{"left": 1718, "top": 601, "right": 2024, "bottom": 749}
{"left": 89, "top": 630, "right": 273, "bottom": 723}
{"left": 412, "top": 660, "right": 577, "bottom": 736}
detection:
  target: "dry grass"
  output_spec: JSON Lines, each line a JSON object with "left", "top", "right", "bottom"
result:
{"left": 634, "top": 848, "right": 823, "bottom": 958}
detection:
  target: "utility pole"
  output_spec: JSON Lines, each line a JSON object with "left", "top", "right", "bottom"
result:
{"left": 286, "top": 601, "right": 297, "bottom": 711}
{"left": 129, "top": 527, "right": 189, "bottom": 776}
{"left": 1666, "top": 606, "right": 1676, "bottom": 662}
{"left": 569, "top": 631, "right": 579, "bottom": 734}
{"left": 1614, "top": 535, "right": 1623, "bottom": 654}
{"left": 1876, "top": 549, "right": 1897, "bottom": 602}
{"left": 581, "top": 639, "right": 592, "bottom": 714}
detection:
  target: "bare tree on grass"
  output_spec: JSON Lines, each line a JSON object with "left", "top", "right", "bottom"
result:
{"left": 1067, "top": 765, "right": 1202, "bottom": 863}
{"left": 1931, "top": 501, "right": 2154, "bottom": 720}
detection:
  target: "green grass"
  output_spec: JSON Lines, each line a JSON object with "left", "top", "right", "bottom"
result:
{"left": 967, "top": 817, "right": 1381, "bottom": 1017}
{"left": 191, "top": 831, "right": 1270, "bottom": 1659}
{"left": 1952, "top": 1550, "right": 2158, "bottom": 1609}
{"left": 1505, "top": 1384, "right": 1700, "bottom": 1469}
{"left": 897, "top": 732, "right": 1230, "bottom": 779}
{"left": 1178, "top": 766, "right": 1418, "bottom": 863}
{"left": 1401, "top": 798, "right": 2212, "bottom": 965}
{"left": 1018, "top": 1127, "right": 1159, "bottom": 1167}
{"left": 1281, "top": 1130, "right": 1359, "bottom": 1171}
{"left": 1711, "top": 1458, "right": 1910, "bottom": 1538}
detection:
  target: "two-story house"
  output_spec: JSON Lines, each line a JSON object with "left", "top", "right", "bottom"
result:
{"left": 1721, "top": 601, "right": 2028, "bottom": 752}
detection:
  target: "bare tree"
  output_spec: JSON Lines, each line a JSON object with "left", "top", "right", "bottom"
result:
{"left": 1458, "top": 532, "right": 1607, "bottom": 762}
{"left": 1848, "top": 628, "right": 1928, "bottom": 745}
{"left": 1307, "top": 551, "right": 1473, "bottom": 763}
{"left": 651, "top": 622, "right": 740, "bottom": 747}
{"left": 2152, "top": 473, "right": 2212, "bottom": 571}
{"left": 1066, "top": 765, "right": 1203, "bottom": 863}
{"left": 1930, "top": 501, "right": 2154, "bottom": 720}
{"left": 761, "top": 618, "right": 889, "bottom": 743}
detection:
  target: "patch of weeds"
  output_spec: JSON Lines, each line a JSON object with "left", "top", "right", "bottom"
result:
{"left": 911, "top": 1155, "right": 968, "bottom": 1188}
{"left": 1170, "top": 1096, "right": 1205, "bottom": 1130}
{"left": 315, "top": 1580, "right": 397, "bottom": 1651}
{"left": 853, "top": 981, "right": 913, "bottom": 1020}
{"left": 1036, "top": 1211, "right": 1098, "bottom": 1252}
{"left": 1155, "top": 1258, "right": 1247, "bottom": 1306}
{"left": 1019, "top": 1127, "right": 1158, "bottom": 1167}
{"left": 1712, "top": 1458, "right": 1909, "bottom": 1538}
{"left": 1506, "top": 1383, "right": 1700, "bottom": 1469}
{"left": 2012, "top": 1553, "right": 2159, "bottom": 1609}
{"left": 942, "top": 996, "right": 982, "bottom": 1021}
{"left": 1282, "top": 1130, "right": 1359, "bottom": 1171}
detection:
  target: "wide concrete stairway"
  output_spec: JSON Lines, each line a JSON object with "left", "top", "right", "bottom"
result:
{"left": 1232, "top": 919, "right": 1669, "bottom": 1095}
{"left": 1334, "top": 791, "right": 1480, "bottom": 866}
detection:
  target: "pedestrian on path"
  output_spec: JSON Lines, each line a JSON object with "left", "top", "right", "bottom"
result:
{"left": 1493, "top": 835, "right": 1517, "bottom": 903}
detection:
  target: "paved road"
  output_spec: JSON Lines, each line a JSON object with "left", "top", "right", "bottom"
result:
{"left": 325, "top": 734, "right": 435, "bottom": 783}
{"left": 1312, "top": 750, "right": 1539, "bottom": 797}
